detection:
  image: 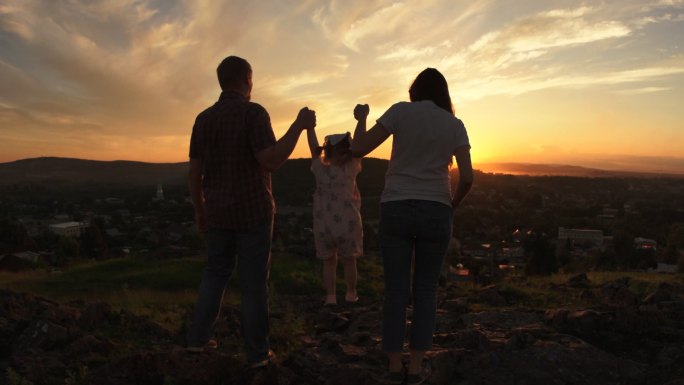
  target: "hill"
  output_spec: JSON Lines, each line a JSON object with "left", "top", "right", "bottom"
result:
{"left": 0, "top": 157, "right": 391, "bottom": 189}
{"left": 0, "top": 157, "right": 188, "bottom": 186}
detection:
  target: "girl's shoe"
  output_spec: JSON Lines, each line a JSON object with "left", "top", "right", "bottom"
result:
{"left": 344, "top": 294, "right": 359, "bottom": 303}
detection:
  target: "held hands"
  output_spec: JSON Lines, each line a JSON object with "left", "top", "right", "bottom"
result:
{"left": 296, "top": 107, "right": 317, "bottom": 131}
{"left": 354, "top": 104, "right": 369, "bottom": 121}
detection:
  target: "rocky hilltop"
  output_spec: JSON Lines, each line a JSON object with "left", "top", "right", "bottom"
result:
{"left": 2, "top": 275, "right": 684, "bottom": 385}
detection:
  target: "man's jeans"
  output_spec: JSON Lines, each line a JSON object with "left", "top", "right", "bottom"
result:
{"left": 379, "top": 200, "right": 452, "bottom": 352}
{"left": 187, "top": 219, "right": 272, "bottom": 364}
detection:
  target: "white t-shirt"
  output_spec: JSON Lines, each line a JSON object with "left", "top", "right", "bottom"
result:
{"left": 377, "top": 100, "right": 470, "bottom": 207}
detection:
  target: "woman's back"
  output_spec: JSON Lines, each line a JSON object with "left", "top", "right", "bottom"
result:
{"left": 378, "top": 100, "right": 470, "bottom": 206}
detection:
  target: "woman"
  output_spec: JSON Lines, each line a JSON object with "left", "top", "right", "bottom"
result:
{"left": 352, "top": 68, "right": 473, "bottom": 385}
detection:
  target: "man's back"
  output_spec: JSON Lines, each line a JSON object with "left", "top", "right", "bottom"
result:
{"left": 189, "top": 91, "right": 276, "bottom": 230}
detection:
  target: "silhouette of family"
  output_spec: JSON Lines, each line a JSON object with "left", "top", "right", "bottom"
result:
{"left": 186, "top": 56, "right": 473, "bottom": 385}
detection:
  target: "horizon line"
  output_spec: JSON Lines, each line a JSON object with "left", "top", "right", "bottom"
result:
{"left": 2, "top": 155, "right": 684, "bottom": 177}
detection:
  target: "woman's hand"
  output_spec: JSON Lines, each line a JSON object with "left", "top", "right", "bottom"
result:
{"left": 354, "top": 104, "right": 369, "bottom": 121}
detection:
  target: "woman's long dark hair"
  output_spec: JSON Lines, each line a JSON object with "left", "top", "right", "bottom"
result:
{"left": 409, "top": 68, "right": 454, "bottom": 114}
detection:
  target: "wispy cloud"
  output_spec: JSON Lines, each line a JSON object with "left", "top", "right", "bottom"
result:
{"left": 613, "top": 86, "right": 671, "bottom": 95}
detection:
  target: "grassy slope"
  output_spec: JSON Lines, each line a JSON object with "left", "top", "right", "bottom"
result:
{"left": 0, "top": 252, "right": 385, "bottom": 327}
{"left": 3, "top": 254, "right": 682, "bottom": 316}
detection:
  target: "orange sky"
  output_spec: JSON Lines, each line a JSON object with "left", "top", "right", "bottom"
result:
{"left": 1, "top": 1, "right": 683, "bottom": 173}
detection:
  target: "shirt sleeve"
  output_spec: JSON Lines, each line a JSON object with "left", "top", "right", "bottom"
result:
{"left": 376, "top": 102, "right": 406, "bottom": 135}
{"left": 454, "top": 118, "right": 471, "bottom": 150}
{"left": 188, "top": 116, "right": 202, "bottom": 160}
{"left": 246, "top": 103, "right": 277, "bottom": 153}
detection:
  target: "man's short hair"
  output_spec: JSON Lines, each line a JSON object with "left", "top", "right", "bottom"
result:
{"left": 217, "top": 56, "right": 251, "bottom": 91}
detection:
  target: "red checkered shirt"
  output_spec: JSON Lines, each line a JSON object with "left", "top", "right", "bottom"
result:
{"left": 189, "top": 91, "right": 276, "bottom": 230}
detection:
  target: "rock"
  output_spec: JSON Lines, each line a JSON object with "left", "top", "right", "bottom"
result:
{"left": 656, "top": 345, "right": 683, "bottom": 366}
{"left": 2, "top": 288, "right": 683, "bottom": 385}
{"left": 433, "top": 329, "right": 491, "bottom": 350}
{"left": 643, "top": 282, "right": 676, "bottom": 304}
{"left": 505, "top": 329, "right": 537, "bottom": 351}
{"left": 579, "top": 288, "right": 595, "bottom": 300}
{"left": 442, "top": 297, "right": 469, "bottom": 313}
{"left": 14, "top": 319, "right": 71, "bottom": 352}
{"left": 428, "top": 348, "right": 460, "bottom": 385}
{"left": 343, "top": 306, "right": 380, "bottom": 336}
{"left": 567, "top": 273, "right": 590, "bottom": 288}
{"left": 348, "top": 331, "right": 375, "bottom": 347}
{"left": 314, "top": 310, "right": 351, "bottom": 333}
{"left": 68, "top": 334, "right": 114, "bottom": 356}
{"left": 602, "top": 280, "right": 639, "bottom": 307}
{"left": 477, "top": 285, "right": 508, "bottom": 306}
{"left": 79, "top": 301, "right": 113, "bottom": 329}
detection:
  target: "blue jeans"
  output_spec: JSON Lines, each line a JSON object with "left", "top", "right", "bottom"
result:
{"left": 186, "top": 219, "right": 273, "bottom": 364}
{"left": 380, "top": 200, "right": 452, "bottom": 352}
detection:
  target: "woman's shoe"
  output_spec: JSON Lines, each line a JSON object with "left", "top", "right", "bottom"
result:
{"left": 249, "top": 349, "right": 276, "bottom": 369}
{"left": 405, "top": 363, "right": 431, "bottom": 385}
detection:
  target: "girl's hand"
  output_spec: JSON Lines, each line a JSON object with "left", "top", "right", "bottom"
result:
{"left": 354, "top": 104, "right": 369, "bottom": 121}
{"left": 296, "top": 107, "right": 317, "bottom": 130}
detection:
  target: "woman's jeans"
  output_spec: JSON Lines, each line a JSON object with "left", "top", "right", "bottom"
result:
{"left": 380, "top": 200, "right": 452, "bottom": 352}
{"left": 186, "top": 219, "right": 272, "bottom": 364}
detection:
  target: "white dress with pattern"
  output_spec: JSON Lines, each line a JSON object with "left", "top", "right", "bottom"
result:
{"left": 311, "top": 157, "right": 363, "bottom": 259}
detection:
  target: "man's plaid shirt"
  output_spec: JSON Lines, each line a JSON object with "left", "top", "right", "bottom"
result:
{"left": 189, "top": 91, "right": 276, "bottom": 230}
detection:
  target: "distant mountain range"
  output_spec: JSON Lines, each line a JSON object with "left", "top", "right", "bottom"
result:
{"left": 477, "top": 162, "right": 684, "bottom": 178}
{"left": 0, "top": 157, "right": 681, "bottom": 187}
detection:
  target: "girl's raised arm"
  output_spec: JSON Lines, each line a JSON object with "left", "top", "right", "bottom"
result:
{"left": 307, "top": 126, "right": 321, "bottom": 158}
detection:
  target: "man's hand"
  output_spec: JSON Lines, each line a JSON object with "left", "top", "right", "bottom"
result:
{"left": 354, "top": 104, "right": 369, "bottom": 121}
{"left": 296, "top": 107, "right": 317, "bottom": 130}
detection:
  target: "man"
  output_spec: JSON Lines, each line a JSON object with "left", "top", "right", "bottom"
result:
{"left": 186, "top": 56, "right": 316, "bottom": 368}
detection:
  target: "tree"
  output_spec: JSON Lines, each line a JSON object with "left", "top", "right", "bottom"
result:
{"left": 55, "top": 236, "right": 80, "bottom": 266}
{"left": 0, "top": 219, "right": 34, "bottom": 253}
{"left": 524, "top": 231, "right": 557, "bottom": 275}
{"left": 80, "top": 223, "right": 107, "bottom": 259}
{"left": 612, "top": 228, "right": 637, "bottom": 270}
{"left": 665, "top": 223, "right": 684, "bottom": 264}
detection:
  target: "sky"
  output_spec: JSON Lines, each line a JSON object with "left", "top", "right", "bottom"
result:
{"left": 1, "top": 0, "right": 683, "bottom": 173}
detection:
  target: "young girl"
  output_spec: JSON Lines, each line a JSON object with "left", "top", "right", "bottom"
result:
{"left": 307, "top": 111, "right": 366, "bottom": 306}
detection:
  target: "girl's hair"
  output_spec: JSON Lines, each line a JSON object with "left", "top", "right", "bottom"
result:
{"left": 317, "top": 133, "right": 352, "bottom": 162}
{"left": 409, "top": 68, "right": 454, "bottom": 114}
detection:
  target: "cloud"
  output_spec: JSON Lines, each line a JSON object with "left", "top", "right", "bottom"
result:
{"left": 612, "top": 86, "right": 671, "bottom": 95}
{"left": 341, "top": 2, "right": 408, "bottom": 51}
{"left": 459, "top": 5, "right": 631, "bottom": 71}
{"left": 0, "top": 0, "right": 683, "bottom": 163}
